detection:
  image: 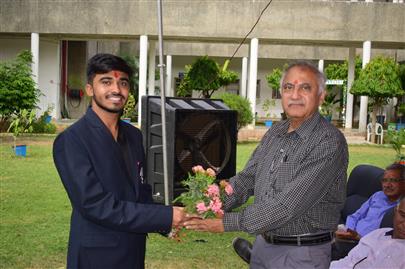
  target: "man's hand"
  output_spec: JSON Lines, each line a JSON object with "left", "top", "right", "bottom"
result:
{"left": 335, "top": 229, "right": 360, "bottom": 240}
{"left": 172, "top": 206, "right": 186, "bottom": 228}
{"left": 184, "top": 218, "right": 224, "bottom": 233}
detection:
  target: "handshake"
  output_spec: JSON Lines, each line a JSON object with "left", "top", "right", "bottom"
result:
{"left": 168, "top": 166, "right": 234, "bottom": 233}
{"left": 171, "top": 207, "right": 225, "bottom": 233}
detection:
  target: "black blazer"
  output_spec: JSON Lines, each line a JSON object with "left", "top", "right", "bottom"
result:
{"left": 53, "top": 108, "right": 172, "bottom": 269}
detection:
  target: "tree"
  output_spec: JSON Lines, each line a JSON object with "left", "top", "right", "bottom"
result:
{"left": 324, "top": 57, "right": 363, "bottom": 88}
{"left": 177, "top": 56, "right": 238, "bottom": 98}
{"left": 0, "top": 50, "right": 40, "bottom": 130}
{"left": 351, "top": 56, "right": 404, "bottom": 142}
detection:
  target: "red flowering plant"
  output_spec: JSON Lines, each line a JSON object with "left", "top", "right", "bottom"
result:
{"left": 170, "top": 165, "right": 233, "bottom": 239}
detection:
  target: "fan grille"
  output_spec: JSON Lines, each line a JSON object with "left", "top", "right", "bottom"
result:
{"left": 175, "top": 113, "right": 231, "bottom": 182}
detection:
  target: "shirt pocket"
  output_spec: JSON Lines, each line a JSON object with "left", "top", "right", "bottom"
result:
{"left": 273, "top": 161, "right": 298, "bottom": 193}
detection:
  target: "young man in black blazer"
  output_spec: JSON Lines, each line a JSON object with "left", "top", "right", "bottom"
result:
{"left": 53, "top": 53, "right": 186, "bottom": 269}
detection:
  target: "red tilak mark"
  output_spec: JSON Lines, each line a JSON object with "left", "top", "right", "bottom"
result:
{"left": 293, "top": 80, "right": 298, "bottom": 84}
{"left": 113, "top": 71, "right": 120, "bottom": 79}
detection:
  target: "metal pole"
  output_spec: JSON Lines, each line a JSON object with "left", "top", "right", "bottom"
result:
{"left": 157, "top": 0, "right": 170, "bottom": 205}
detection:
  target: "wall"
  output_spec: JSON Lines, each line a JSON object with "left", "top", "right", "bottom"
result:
{"left": 1, "top": 1, "right": 404, "bottom": 49}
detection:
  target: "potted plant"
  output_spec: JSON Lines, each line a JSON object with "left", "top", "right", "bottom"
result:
{"left": 7, "top": 109, "right": 36, "bottom": 156}
{"left": 385, "top": 129, "right": 405, "bottom": 165}
{"left": 261, "top": 99, "right": 276, "bottom": 127}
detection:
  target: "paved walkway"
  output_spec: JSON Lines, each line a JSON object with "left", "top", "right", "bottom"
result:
{"left": 238, "top": 126, "right": 370, "bottom": 144}
{"left": 55, "top": 119, "right": 370, "bottom": 145}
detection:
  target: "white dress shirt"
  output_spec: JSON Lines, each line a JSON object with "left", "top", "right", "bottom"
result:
{"left": 330, "top": 228, "right": 405, "bottom": 269}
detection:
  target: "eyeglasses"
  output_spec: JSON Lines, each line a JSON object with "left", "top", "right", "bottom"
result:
{"left": 281, "top": 82, "right": 313, "bottom": 95}
{"left": 381, "top": 178, "right": 405, "bottom": 183}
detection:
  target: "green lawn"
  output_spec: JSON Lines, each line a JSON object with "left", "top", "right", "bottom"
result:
{"left": 0, "top": 137, "right": 396, "bottom": 269}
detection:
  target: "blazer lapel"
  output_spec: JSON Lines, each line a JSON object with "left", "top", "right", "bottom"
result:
{"left": 84, "top": 108, "right": 138, "bottom": 199}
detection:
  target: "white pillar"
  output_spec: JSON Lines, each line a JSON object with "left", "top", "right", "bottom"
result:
{"left": 148, "top": 41, "right": 156, "bottom": 96}
{"left": 241, "top": 57, "right": 248, "bottom": 98}
{"left": 359, "top": 41, "right": 371, "bottom": 133}
{"left": 365, "top": 0, "right": 373, "bottom": 2}
{"left": 166, "top": 55, "right": 173, "bottom": 97}
{"left": 247, "top": 38, "right": 259, "bottom": 128}
{"left": 318, "top": 59, "right": 324, "bottom": 72}
{"left": 138, "top": 35, "right": 148, "bottom": 125}
{"left": 345, "top": 47, "right": 356, "bottom": 130}
{"left": 31, "top": 33, "right": 39, "bottom": 86}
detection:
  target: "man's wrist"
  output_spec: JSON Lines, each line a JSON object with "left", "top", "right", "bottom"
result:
{"left": 223, "top": 212, "right": 241, "bottom": 232}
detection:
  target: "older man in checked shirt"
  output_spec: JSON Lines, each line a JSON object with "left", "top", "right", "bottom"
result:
{"left": 185, "top": 61, "right": 348, "bottom": 269}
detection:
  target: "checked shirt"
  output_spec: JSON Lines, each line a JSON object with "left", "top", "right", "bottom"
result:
{"left": 223, "top": 112, "right": 348, "bottom": 236}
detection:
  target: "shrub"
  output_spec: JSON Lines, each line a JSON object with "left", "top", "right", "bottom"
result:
{"left": 213, "top": 92, "right": 253, "bottom": 131}
{"left": 0, "top": 50, "right": 40, "bottom": 121}
{"left": 32, "top": 120, "right": 57, "bottom": 134}
{"left": 385, "top": 129, "right": 405, "bottom": 162}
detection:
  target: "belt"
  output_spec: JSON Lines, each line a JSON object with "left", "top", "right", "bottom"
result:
{"left": 262, "top": 232, "right": 333, "bottom": 246}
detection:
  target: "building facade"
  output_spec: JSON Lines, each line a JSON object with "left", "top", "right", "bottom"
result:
{"left": 1, "top": 0, "right": 404, "bottom": 130}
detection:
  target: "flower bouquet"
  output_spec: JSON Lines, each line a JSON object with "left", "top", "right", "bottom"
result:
{"left": 170, "top": 165, "right": 233, "bottom": 239}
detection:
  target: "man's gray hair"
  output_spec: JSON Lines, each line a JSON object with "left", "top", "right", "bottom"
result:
{"left": 279, "top": 60, "right": 327, "bottom": 95}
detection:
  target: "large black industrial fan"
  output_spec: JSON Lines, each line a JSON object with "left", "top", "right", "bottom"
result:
{"left": 142, "top": 96, "right": 237, "bottom": 203}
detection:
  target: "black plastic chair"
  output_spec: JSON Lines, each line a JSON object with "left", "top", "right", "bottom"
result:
{"left": 340, "top": 164, "right": 385, "bottom": 224}
{"left": 379, "top": 206, "right": 395, "bottom": 228}
{"left": 332, "top": 164, "right": 387, "bottom": 261}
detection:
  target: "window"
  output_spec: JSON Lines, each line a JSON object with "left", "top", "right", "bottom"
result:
{"left": 225, "top": 79, "right": 260, "bottom": 98}
{"left": 225, "top": 79, "right": 240, "bottom": 95}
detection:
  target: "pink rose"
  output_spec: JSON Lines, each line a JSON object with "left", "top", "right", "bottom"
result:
{"left": 207, "top": 184, "right": 220, "bottom": 197}
{"left": 192, "top": 165, "right": 204, "bottom": 174}
{"left": 206, "top": 168, "right": 216, "bottom": 177}
{"left": 210, "top": 197, "right": 223, "bottom": 214}
{"left": 196, "top": 202, "right": 208, "bottom": 214}
{"left": 215, "top": 209, "right": 224, "bottom": 218}
{"left": 225, "top": 183, "right": 233, "bottom": 195}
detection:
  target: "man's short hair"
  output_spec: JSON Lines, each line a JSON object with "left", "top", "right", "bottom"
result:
{"left": 86, "top": 53, "right": 133, "bottom": 84}
{"left": 386, "top": 163, "right": 405, "bottom": 181}
{"left": 279, "top": 60, "right": 326, "bottom": 95}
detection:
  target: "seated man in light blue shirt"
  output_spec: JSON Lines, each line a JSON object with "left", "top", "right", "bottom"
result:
{"left": 330, "top": 196, "right": 405, "bottom": 269}
{"left": 335, "top": 163, "right": 405, "bottom": 241}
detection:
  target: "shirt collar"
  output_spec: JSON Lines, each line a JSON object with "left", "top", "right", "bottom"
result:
{"left": 273, "top": 112, "right": 322, "bottom": 139}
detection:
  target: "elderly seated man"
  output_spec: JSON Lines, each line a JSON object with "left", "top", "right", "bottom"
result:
{"left": 335, "top": 163, "right": 405, "bottom": 241}
{"left": 330, "top": 196, "right": 405, "bottom": 268}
